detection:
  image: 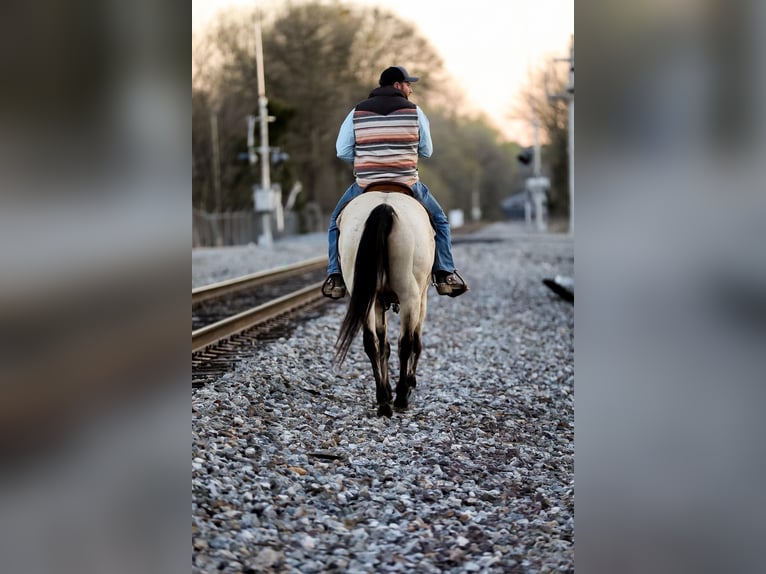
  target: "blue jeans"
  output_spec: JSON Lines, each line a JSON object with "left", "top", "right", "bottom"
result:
{"left": 327, "top": 181, "right": 456, "bottom": 276}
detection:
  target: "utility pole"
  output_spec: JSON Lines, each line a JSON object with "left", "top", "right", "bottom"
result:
{"left": 568, "top": 36, "right": 574, "bottom": 235}
{"left": 253, "top": 12, "right": 273, "bottom": 247}
{"left": 529, "top": 118, "right": 548, "bottom": 232}
{"left": 533, "top": 118, "right": 542, "bottom": 178}
{"left": 210, "top": 109, "right": 223, "bottom": 246}
{"left": 553, "top": 35, "right": 574, "bottom": 234}
{"left": 471, "top": 170, "right": 481, "bottom": 222}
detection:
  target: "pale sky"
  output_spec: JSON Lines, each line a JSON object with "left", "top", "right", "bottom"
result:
{"left": 193, "top": 0, "right": 574, "bottom": 143}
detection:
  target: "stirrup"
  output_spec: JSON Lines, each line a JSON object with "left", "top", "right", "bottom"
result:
{"left": 322, "top": 275, "right": 346, "bottom": 299}
{"left": 432, "top": 269, "right": 469, "bottom": 297}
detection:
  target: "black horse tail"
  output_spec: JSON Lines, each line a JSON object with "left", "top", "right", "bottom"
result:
{"left": 335, "top": 203, "right": 395, "bottom": 365}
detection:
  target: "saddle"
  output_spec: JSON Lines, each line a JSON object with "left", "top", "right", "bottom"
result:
{"left": 338, "top": 181, "right": 434, "bottom": 231}
{"left": 362, "top": 181, "right": 414, "bottom": 196}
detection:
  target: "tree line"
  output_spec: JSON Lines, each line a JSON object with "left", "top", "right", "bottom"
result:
{"left": 192, "top": 1, "right": 571, "bottom": 230}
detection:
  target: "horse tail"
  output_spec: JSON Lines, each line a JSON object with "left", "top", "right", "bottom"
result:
{"left": 335, "top": 203, "right": 395, "bottom": 365}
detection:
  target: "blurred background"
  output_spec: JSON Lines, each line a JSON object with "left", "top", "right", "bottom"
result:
{"left": 3, "top": 0, "right": 766, "bottom": 571}
{"left": 191, "top": 0, "right": 575, "bottom": 243}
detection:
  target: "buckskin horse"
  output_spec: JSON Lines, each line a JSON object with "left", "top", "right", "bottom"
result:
{"left": 334, "top": 185, "right": 435, "bottom": 417}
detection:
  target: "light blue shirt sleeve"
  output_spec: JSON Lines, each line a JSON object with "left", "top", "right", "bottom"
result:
{"left": 417, "top": 107, "right": 433, "bottom": 158}
{"left": 336, "top": 110, "right": 355, "bottom": 163}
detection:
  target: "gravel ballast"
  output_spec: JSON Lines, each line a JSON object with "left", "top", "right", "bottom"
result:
{"left": 192, "top": 222, "right": 574, "bottom": 573}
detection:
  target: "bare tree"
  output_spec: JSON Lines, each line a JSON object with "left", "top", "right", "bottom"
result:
{"left": 192, "top": 1, "right": 521, "bottom": 225}
{"left": 509, "top": 54, "right": 571, "bottom": 218}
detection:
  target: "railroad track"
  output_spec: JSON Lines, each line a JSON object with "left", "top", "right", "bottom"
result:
{"left": 192, "top": 256, "right": 331, "bottom": 387}
{"left": 193, "top": 281, "right": 326, "bottom": 353}
{"left": 192, "top": 255, "right": 327, "bottom": 306}
{"left": 191, "top": 223, "right": 491, "bottom": 388}
{"left": 192, "top": 256, "right": 328, "bottom": 331}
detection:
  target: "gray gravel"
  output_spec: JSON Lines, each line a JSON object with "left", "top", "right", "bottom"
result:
{"left": 192, "top": 233, "right": 327, "bottom": 289}
{"left": 192, "top": 222, "right": 574, "bottom": 573}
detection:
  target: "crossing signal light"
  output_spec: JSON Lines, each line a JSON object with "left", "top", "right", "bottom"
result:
{"left": 517, "top": 148, "right": 533, "bottom": 166}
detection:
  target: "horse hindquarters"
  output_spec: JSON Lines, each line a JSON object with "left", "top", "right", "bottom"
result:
{"left": 335, "top": 193, "right": 433, "bottom": 418}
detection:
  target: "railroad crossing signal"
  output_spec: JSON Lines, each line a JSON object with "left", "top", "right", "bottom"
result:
{"left": 517, "top": 148, "right": 533, "bottom": 166}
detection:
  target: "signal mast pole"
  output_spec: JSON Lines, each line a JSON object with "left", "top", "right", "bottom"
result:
{"left": 554, "top": 35, "right": 574, "bottom": 234}
{"left": 254, "top": 12, "right": 273, "bottom": 246}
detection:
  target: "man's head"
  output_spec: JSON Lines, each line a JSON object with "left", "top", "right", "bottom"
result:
{"left": 379, "top": 66, "right": 419, "bottom": 98}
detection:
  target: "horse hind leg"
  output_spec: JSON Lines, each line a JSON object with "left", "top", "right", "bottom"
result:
{"left": 376, "top": 301, "right": 390, "bottom": 390}
{"left": 409, "top": 330, "right": 422, "bottom": 389}
{"left": 393, "top": 328, "right": 416, "bottom": 412}
{"left": 363, "top": 311, "right": 392, "bottom": 417}
{"left": 394, "top": 295, "right": 426, "bottom": 411}
{"left": 409, "top": 293, "right": 428, "bottom": 390}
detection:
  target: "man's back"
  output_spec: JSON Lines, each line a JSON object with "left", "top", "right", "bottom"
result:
{"left": 352, "top": 94, "right": 420, "bottom": 187}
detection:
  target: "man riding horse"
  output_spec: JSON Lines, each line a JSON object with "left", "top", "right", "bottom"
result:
{"left": 322, "top": 65, "right": 469, "bottom": 300}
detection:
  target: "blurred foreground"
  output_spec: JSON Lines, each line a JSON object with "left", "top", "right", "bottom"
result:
{"left": 0, "top": 0, "right": 187, "bottom": 572}
{"left": 578, "top": 1, "right": 766, "bottom": 572}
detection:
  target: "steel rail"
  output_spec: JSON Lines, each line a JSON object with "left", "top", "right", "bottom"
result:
{"left": 192, "top": 281, "right": 326, "bottom": 353}
{"left": 192, "top": 255, "right": 327, "bottom": 305}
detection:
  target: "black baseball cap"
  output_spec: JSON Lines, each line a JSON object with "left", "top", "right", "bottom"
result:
{"left": 379, "top": 66, "right": 420, "bottom": 86}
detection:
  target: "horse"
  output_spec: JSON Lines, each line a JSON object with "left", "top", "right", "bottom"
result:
{"left": 334, "top": 187, "right": 435, "bottom": 417}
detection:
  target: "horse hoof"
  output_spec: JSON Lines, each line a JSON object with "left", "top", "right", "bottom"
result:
{"left": 377, "top": 403, "right": 393, "bottom": 417}
{"left": 393, "top": 398, "right": 408, "bottom": 412}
